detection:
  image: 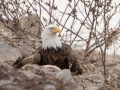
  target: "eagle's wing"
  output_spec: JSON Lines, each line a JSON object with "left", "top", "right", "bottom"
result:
{"left": 62, "top": 43, "right": 82, "bottom": 75}
{"left": 32, "top": 47, "right": 42, "bottom": 64}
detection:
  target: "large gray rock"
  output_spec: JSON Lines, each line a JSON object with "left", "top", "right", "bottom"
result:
{"left": 0, "top": 64, "right": 65, "bottom": 90}
{"left": 55, "top": 69, "right": 83, "bottom": 90}
{"left": 0, "top": 42, "right": 22, "bottom": 65}
{"left": 20, "top": 64, "right": 82, "bottom": 90}
{"left": 55, "top": 69, "right": 76, "bottom": 85}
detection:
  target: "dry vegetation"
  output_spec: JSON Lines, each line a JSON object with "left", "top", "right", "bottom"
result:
{"left": 0, "top": 0, "right": 120, "bottom": 89}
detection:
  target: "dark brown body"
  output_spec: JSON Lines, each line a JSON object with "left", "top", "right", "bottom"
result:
{"left": 33, "top": 43, "right": 82, "bottom": 75}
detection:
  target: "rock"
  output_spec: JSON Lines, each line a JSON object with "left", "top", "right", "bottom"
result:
{"left": 21, "top": 65, "right": 82, "bottom": 90}
{"left": 74, "top": 73, "right": 104, "bottom": 90}
{"left": 13, "top": 55, "right": 33, "bottom": 68}
{"left": 80, "top": 64, "right": 107, "bottom": 89}
{"left": 20, "top": 14, "right": 41, "bottom": 38}
{"left": 0, "top": 63, "right": 66, "bottom": 90}
{"left": 21, "top": 64, "right": 61, "bottom": 76}
{"left": 107, "top": 64, "right": 120, "bottom": 88}
{"left": 44, "top": 84, "right": 57, "bottom": 90}
{"left": 75, "top": 49, "right": 120, "bottom": 66}
{"left": 116, "top": 64, "right": 120, "bottom": 70}
{"left": 0, "top": 23, "right": 12, "bottom": 39}
{"left": 55, "top": 69, "right": 82, "bottom": 90}
{"left": 56, "top": 69, "right": 76, "bottom": 84}
{"left": 0, "top": 41, "right": 22, "bottom": 65}
{"left": 106, "top": 54, "right": 120, "bottom": 66}
{"left": 22, "top": 55, "right": 33, "bottom": 65}
{"left": 74, "top": 49, "right": 100, "bottom": 63}
{"left": 82, "top": 64, "right": 100, "bottom": 74}
{"left": 109, "top": 64, "right": 120, "bottom": 76}
{"left": 0, "top": 62, "right": 13, "bottom": 70}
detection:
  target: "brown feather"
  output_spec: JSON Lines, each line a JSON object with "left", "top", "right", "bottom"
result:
{"left": 32, "top": 43, "right": 82, "bottom": 75}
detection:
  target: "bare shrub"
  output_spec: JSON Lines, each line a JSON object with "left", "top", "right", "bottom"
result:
{"left": 0, "top": 0, "right": 120, "bottom": 89}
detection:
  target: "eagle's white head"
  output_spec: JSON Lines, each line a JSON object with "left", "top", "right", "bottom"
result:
{"left": 41, "top": 25, "right": 62, "bottom": 50}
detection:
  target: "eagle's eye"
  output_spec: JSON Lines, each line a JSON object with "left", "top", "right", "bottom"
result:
{"left": 49, "top": 27, "right": 54, "bottom": 30}
{"left": 49, "top": 27, "right": 55, "bottom": 32}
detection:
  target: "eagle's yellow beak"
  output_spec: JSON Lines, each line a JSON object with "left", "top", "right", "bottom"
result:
{"left": 51, "top": 27, "right": 62, "bottom": 33}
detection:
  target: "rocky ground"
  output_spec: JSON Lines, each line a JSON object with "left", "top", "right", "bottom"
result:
{"left": 0, "top": 41, "right": 120, "bottom": 90}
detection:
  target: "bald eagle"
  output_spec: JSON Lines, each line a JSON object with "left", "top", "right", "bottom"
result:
{"left": 33, "top": 25, "right": 82, "bottom": 75}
